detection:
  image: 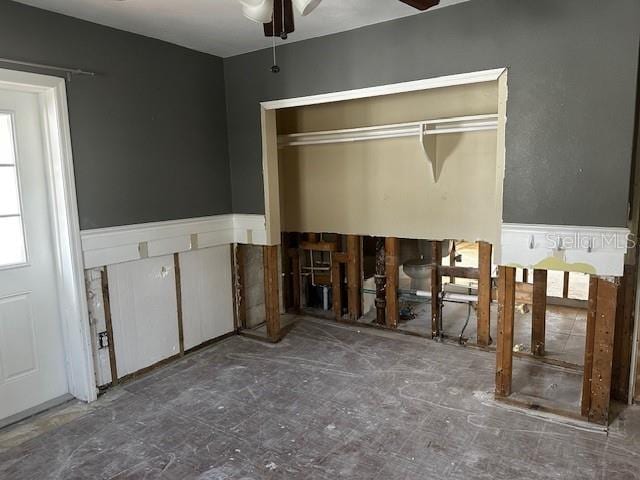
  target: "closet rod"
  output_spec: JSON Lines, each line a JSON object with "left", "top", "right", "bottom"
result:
{"left": 0, "top": 57, "right": 96, "bottom": 77}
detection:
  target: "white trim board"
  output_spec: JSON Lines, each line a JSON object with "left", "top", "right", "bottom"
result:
{"left": 81, "top": 214, "right": 268, "bottom": 268}
{"left": 261, "top": 68, "right": 506, "bottom": 110}
{"left": 82, "top": 215, "right": 629, "bottom": 277}
{"left": 500, "top": 223, "right": 629, "bottom": 277}
{"left": 0, "top": 68, "right": 96, "bottom": 404}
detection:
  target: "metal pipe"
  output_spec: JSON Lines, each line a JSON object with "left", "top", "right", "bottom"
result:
{"left": 0, "top": 57, "right": 96, "bottom": 77}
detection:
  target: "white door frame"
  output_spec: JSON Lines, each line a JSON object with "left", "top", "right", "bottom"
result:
{"left": 0, "top": 68, "right": 96, "bottom": 403}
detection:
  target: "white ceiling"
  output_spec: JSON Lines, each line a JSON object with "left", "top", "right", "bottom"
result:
{"left": 16, "top": 0, "right": 470, "bottom": 57}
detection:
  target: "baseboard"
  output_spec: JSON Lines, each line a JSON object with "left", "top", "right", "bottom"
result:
{"left": 0, "top": 394, "right": 74, "bottom": 430}
{"left": 81, "top": 214, "right": 267, "bottom": 268}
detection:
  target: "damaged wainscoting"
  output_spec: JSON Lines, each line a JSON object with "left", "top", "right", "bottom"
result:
{"left": 235, "top": 244, "right": 288, "bottom": 342}
{"left": 86, "top": 246, "right": 237, "bottom": 387}
{"left": 81, "top": 214, "right": 265, "bottom": 388}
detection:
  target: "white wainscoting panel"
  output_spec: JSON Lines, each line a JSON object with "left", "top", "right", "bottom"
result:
{"left": 81, "top": 214, "right": 267, "bottom": 268}
{"left": 180, "top": 246, "right": 235, "bottom": 351}
{"left": 108, "top": 255, "right": 179, "bottom": 378}
{"left": 500, "top": 223, "right": 630, "bottom": 277}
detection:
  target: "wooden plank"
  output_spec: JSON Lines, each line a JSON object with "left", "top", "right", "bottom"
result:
{"left": 173, "top": 253, "right": 185, "bottom": 355}
{"left": 374, "top": 237, "right": 386, "bottom": 325}
{"left": 449, "top": 241, "right": 456, "bottom": 284}
{"left": 230, "top": 245, "right": 239, "bottom": 330}
{"left": 101, "top": 267, "right": 119, "bottom": 385}
{"left": 515, "top": 282, "right": 533, "bottom": 304}
{"left": 385, "top": 237, "right": 400, "bottom": 329}
{"left": 439, "top": 265, "right": 480, "bottom": 280}
{"left": 477, "top": 242, "right": 492, "bottom": 346}
{"left": 334, "top": 252, "right": 348, "bottom": 264}
{"left": 431, "top": 241, "right": 442, "bottom": 339}
{"left": 581, "top": 276, "right": 598, "bottom": 417}
{"left": 495, "top": 266, "right": 516, "bottom": 397}
{"left": 346, "top": 235, "right": 362, "bottom": 321}
{"left": 588, "top": 277, "right": 618, "bottom": 425}
{"left": 531, "top": 269, "right": 547, "bottom": 356}
{"left": 331, "top": 256, "right": 342, "bottom": 321}
{"left": 281, "top": 234, "right": 292, "bottom": 312}
{"left": 235, "top": 245, "right": 247, "bottom": 329}
{"left": 612, "top": 265, "right": 636, "bottom": 401}
{"left": 263, "top": 245, "right": 281, "bottom": 342}
{"left": 300, "top": 240, "right": 337, "bottom": 252}
{"left": 563, "top": 271, "right": 570, "bottom": 298}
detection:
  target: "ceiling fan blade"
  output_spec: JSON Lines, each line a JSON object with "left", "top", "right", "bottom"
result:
{"left": 264, "top": 0, "right": 295, "bottom": 37}
{"left": 398, "top": 0, "right": 440, "bottom": 11}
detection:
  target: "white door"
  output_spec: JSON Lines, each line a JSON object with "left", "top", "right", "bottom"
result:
{"left": 0, "top": 86, "right": 68, "bottom": 424}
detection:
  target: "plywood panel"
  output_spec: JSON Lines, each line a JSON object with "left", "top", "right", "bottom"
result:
{"left": 180, "top": 246, "right": 235, "bottom": 350}
{"left": 280, "top": 131, "right": 499, "bottom": 243}
{"left": 108, "top": 256, "right": 179, "bottom": 377}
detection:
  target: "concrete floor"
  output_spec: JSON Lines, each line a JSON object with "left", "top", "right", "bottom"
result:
{"left": 2, "top": 317, "right": 640, "bottom": 479}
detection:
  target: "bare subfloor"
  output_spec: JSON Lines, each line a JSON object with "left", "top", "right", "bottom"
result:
{"left": 361, "top": 301, "right": 588, "bottom": 366}
{"left": 1, "top": 318, "right": 640, "bottom": 479}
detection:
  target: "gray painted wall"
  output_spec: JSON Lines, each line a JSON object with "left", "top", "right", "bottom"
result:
{"left": 224, "top": 0, "right": 640, "bottom": 227}
{"left": 0, "top": 1, "right": 231, "bottom": 229}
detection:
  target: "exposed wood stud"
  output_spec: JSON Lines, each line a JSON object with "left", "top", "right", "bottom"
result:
{"left": 431, "top": 241, "right": 442, "bottom": 339}
{"left": 495, "top": 266, "right": 516, "bottom": 397}
{"left": 263, "top": 245, "right": 281, "bottom": 342}
{"left": 531, "top": 269, "right": 547, "bottom": 357}
{"left": 101, "top": 267, "right": 119, "bottom": 385}
{"left": 477, "top": 242, "right": 492, "bottom": 346}
{"left": 281, "top": 233, "right": 292, "bottom": 312}
{"left": 449, "top": 241, "right": 456, "bottom": 284}
{"left": 375, "top": 237, "right": 387, "bottom": 325}
{"left": 331, "top": 241, "right": 343, "bottom": 321}
{"left": 385, "top": 237, "right": 400, "bottom": 329}
{"left": 173, "top": 253, "right": 185, "bottom": 355}
{"left": 346, "top": 235, "right": 362, "bottom": 321}
{"left": 563, "top": 271, "right": 570, "bottom": 298}
{"left": 581, "top": 276, "right": 598, "bottom": 417}
{"left": 235, "top": 245, "right": 247, "bottom": 329}
{"left": 587, "top": 277, "right": 619, "bottom": 425}
{"left": 230, "top": 245, "right": 239, "bottom": 330}
{"left": 612, "top": 265, "right": 636, "bottom": 401}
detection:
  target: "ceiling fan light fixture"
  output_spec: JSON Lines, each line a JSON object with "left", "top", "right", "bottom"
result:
{"left": 292, "top": 0, "right": 322, "bottom": 16}
{"left": 239, "top": 0, "right": 274, "bottom": 23}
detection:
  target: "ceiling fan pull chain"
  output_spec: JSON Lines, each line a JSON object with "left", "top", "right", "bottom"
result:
{"left": 271, "top": 9, "right": 280, "bottom": 73}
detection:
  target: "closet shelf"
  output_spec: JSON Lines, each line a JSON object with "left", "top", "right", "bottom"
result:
{"left": 277, "top": 113, "right": 499, "bottom": 147}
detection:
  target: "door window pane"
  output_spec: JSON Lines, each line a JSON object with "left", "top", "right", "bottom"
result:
{"left": 0, "top": 114, "right": 16, "bottom": 165}
{"left": 0, "top": 113, "right": 26, "bottom": 267}
{"left": 0, "top": 166, "right": 21, "bottom": 216}
{"left": 0, "top": 216, "right": 26, "bottom": 266}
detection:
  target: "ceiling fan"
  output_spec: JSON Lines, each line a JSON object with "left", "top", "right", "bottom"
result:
{"left": 237, "top": 0, "right": 440, "bottom": 39}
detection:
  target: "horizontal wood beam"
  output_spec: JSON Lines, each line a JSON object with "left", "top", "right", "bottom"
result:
{"left": 300, "top": 240, "right": 337, "bottom": 252}
{"left": 439, "top": 265, "right": 479, "bottom": 280}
